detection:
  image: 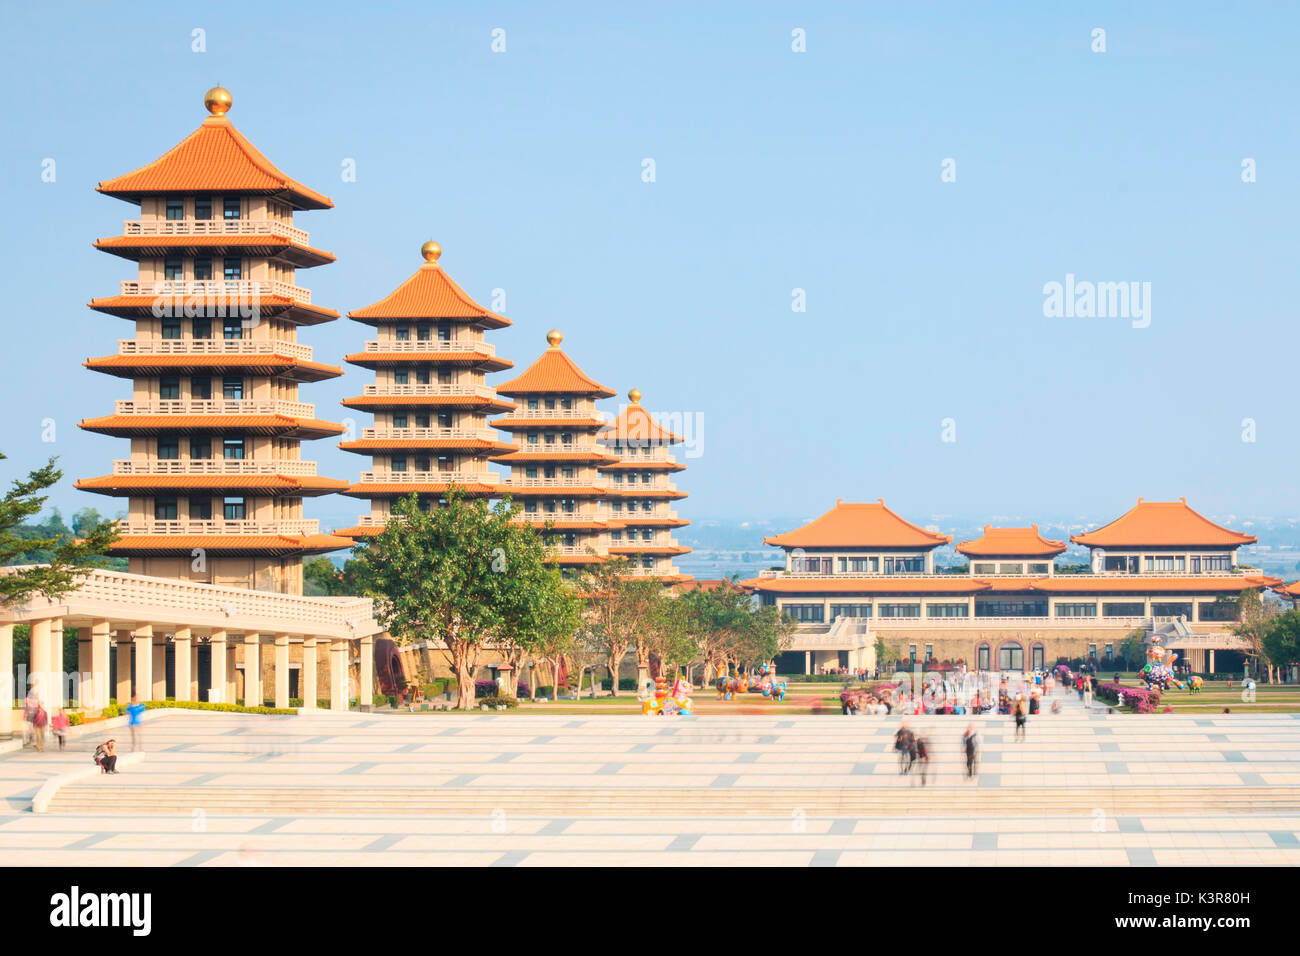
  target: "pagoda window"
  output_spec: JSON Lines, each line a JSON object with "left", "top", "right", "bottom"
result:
{"left": 626, "top": 473, "right": 637, "bottom": 484}
{"left": 641, "top": 471, "right": 652, "bottom": 483}
{"left": 223, "top": 497, "right": 246, "bottom": 520}
{"left": 415, "top": 368, "right": 430, "bottom": 385}
{"left": 560, "top": 397, "right": 572, "bottom": 410}
{"left": 612, "top": 473, "right": 623, "bottom": 484}
{"left": 437, "top": 456, "right": 453, "bottom": 471}
{"left": 194, "top": 197, "right": 213, "bottom": 220}
{"left": 525, "top": 467, "right": 538, "bottom": 478}
{"left": 927, "top": 603, "right": 968, "bottom": 618}
{"left": 527, "top": 431, "right": 539, "bottom": 445}
{"left": 192, "top": 318, "right": 212, "bottom": 339}
{"left": 544, "top": 432, "right": 556, "bottom": 445}
{"left": 1152, "top": 602, "right": 1193, "bottom": 619}
{"left": 154, "top": 499, "right": 179, "bottom": 521}
{"left": 641, "top": 529, "right": 653, "bottom": 541}
{"left": 189, "top": 438, "right": 211, "bottom": 460}
{"left": 831, "top": 604, "right": 872, "bottom": 619}
{"left": 642, "top": 499, "right": 654, "bottom": 511}
{"left": 612, "top": 501, "right": 623, "bottom": 513}
{"left": 997, "top": 562, "right": 1024, "bottom": 574}
{"left": 395, "top": 325, "right": 410, "bottom": 341}
{"left": 1027, "top": 563, "right": 1050, "bottom": 575}
{"left": 562, "top": 533, "right": 578, "bottom": 547}
{"left": 543, "top": 500, "right": 557, "bottom": 514}
{"left": 997, "top": 643, "right": 1024, "bottom": 671}
{"left": 610, "top": 531, "right": 623, "bottom": 542}
{"left": 1102, "top": 602, "right": 1145, "bottom": 617}
{"left": 433, "top": 412, "right": 449, "bottom": 428}
{"left": 191, "top": 377, "right": 212, "bottom": 401}
{"left": 222, "top": 376, "right": 243, "bottom": 400}
{"left": 977, "top": 644, "right": 990, "bottom": 670}
{"left": 157, "top": 435, "right": 180, "bottom": 459}
{"left": 438, "top": 369, "right": 453, "bottom": 384}
{"left": 188, "top": 498, "right": 212, "bottom": 521}
{"left": 527, "top": 398, "right": 539, "bottom": 410}
{"left": 839, "top": 556, "right": 878, "bottom": 573}
{"left": 415, "top": 456, "right": 431, "bottom": 472}
{"left": 394, "top": 368, "right": 409, "bottom": 385}
{"left": 223, "top": 198, "right": 242, "bottom": 220}
{"left": 642, "top": 557, "right": 654, "bottom": 569}
{"left": 784, "top": 604, "right": 825, "bottom": 624}
{"left": 925, "top": 645, "right": 934, "bottom": 662}
{"left": 164, "top": 257, "right": 183, "bottom": 280}
{"left": 1104, "top": 643, "right": 1115, "bottom": 661}
{"left": 1055, "top": 603, "right": 1097, "bottom": 617}
{"left": 194, "top": 258, "right": 213, "bottom": 280}
{"left": 416, "top": 323, "right": 432, "bottom": 341}
{"left": 222, "top": 437, "right": 245, "bottom": 460}
{"left": 560, "top": 432, "right": 573, "bottom": 445}
{"left": 878, "top": 604, "right": 921, "bottom": 619}
{"left": 1104, "top": 555, "right": 1138, "bottom": 573}
{"left": 884, "top": 556, "right": 924, "bottom": 574}
{"left": 561, "top": 499, "right": 576, "bottom": 514}
{"left": 437, "top": 323, "right": 451, "bottom": 341}
{"left": 161, "top": 317, "right": 182, "bottom": 339}
{"left": 544, "top": 398, "right": 556, "bottom": 410}
{"left": 561, "top": 467, "right": 574, "bottom": 479}
{"left": 159, "top": 377, "right": 181, "bottom": 400}
{"left": 391, "top": 457, "right": 407, "bottom": 473}
{"left": 524, "top": 501, "right": 538, "bottom": 514}
{"left": 165, "top": 199, "right": 184, "bottom": 221}
{"left": 222, "top": 318, "right": 243, "bottom": 340}
{"left": 392, "top": 413, "right": 408, "bottom": 428}
{"left": 1200, "top": 554, "right": 1230, "bottom": 572}
{"left": 975, "top": 599, "right": 1047, "bottom": 618}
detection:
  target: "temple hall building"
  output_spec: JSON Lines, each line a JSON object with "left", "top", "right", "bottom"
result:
{"left": 77, "top": 87, "right": 351, "bottom": 594}
{"left": 744, "top": 498, "right": 1280, "bottom": 675}
{"left": 335, "top": 241, "right": 516, "bottom": 536}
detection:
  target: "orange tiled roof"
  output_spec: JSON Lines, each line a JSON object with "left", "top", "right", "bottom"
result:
{"left": 344, "top": 349, "right": 512, "bottom": 372}
{"left": 743, "top": 573, "right": 1281, "bottom": 596}
{"left": 94, "top": 235, "right": 335, "bottom": 267}
{"left": 87, "top": 296, "right": 339, "bottom": 325}
{"left": 1030, "top": 574, "right": 1280, "bottom": 593}
{"left": 1071, "top": 499, "right": 1256, "bottom": 548}
{"left": 78, "top": 414, "right": 344, "bottom": 439}
{"left": 496, "top": 335, "right": 616, "bottom": 397}
{"left": 111, "top": 534, "right": 350, "bottom": 555}
{"left": 343, "top": 482, "right": 500, "bottom": 498}
{"left": 597, "top": 394, "right": 683, "bottom": 445}
{"left": 1275, "top": 580, "right": 1300, "bottom": 599}
{"left": 764, "top": 500, "right": 952, "bottom": 549}
{"left": 956, "top": 525, "right": 1066, "bottom": 558}
{"left": 84, "top": 355, "right": 343, "bottom": 381}
{"left": 349, "top": 245, "right": 509, "bottom": 326}
{"left": 97, "top": 113, "right": 332, "bottom": 210}
{"left": 341, "top": 395, "right": 515, "bottom": 412}
{"left": 339, "top": 438, "right": 517, "bottom": 454}
{"left": 492, "top": 451, "right": 620, "bottom": 464}
{"left": 76, "top": 474, "right": 348, "bottom": 496}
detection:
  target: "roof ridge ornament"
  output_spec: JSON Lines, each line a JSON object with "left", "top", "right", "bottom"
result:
{"left": 204, "top": 86, "right": 232, "bottom": 116}
{"left": 420, "top": 240, "right": 441, "bottom": 267}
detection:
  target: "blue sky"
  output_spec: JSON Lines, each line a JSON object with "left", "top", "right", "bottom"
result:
{"left": 1, "top": 0, "right": 1297, "bottom": 533}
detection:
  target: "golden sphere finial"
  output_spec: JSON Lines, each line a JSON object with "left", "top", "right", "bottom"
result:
{"left": 420, "top": 240, "right": 442, "bottom": 263}
{"left": 546, "top": 329, "right": 563, "bottom": 348}
{"left": 204, "top": 86, "right": 232, "bottom": 116}
{"left": 628, "top": 388, "right": 642, "bottom": 404}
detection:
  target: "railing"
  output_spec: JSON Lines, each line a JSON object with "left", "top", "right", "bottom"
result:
{"left": 118, "top": 519, "right": 320, "bottom": 536}
{"left": 117, "top": 338, "right": 313, "bottom": 360}
{"left": 357, "top": 471, "right": 501, "bottom": 485}
{"left": 607, "top": 478, "right": 677, "bottom": 490}
{"left": 547, "top": 544, "right": 608, "bottom": 557}
{"left": 113, "top": 399, "right": 316, "bottom": 418}
{"left": 504, "top": 477, "right": 608, "bottom": 488}
{"left": 362, "top": 384, "right": 500, "bottom": 399}
{"left": 518, "top": 509, "right": 605, "bottom": 521}
{"left": 507, "top": 408, "right": 600, "bottom": 420}
{"left": 362, "top": 339, "right": 495, "bottom": 356}
{"left": 113, "top": 459, "right": 318, "bottom": 476}
{"left": 123, "top": 218, "right": 311, "bottom": 247}
{"left": 511, "top": 443, "right": 610, "bottom": 456}
{"left": 600, "top": 445, "right": 677, "bottom": 461}
{"left": 360, "top": 427, "right": 502, "bottom": 442}
{"left": 119, "top": 279, "right": 312, "bottom": 304}
{"left": 854, "top": 616, "right": 1152, "bottom": 628}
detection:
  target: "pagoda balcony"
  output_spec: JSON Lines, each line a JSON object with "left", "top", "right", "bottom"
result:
{"left": 609, "top": 477, "right": 676, "bottom": 490}
{"left": 606, "top": 447, "right": 678, "bottom": 462}
{"left": 546, "top": 544, "right": 609, "bottom": 557}
{"left": 504, "top": 477, "right": 609, "bottom": 488}
{"left": 613, "top": 509, "right": 681, "bottom": 521}
{"left": 509, "top": 408, "right": 597, "bottom": 420}
{"left": 358, "top": 470, "right": 502, "bottom": 485}
{"left": 625, "top": 565, "right": 681, "bottom": 577}
{"left": 361, "top": 427, "right": 502, "bottom": 442}
{"left": 361, "top": 339, "right": 495, "bottom": 356}
{"left": 117, "top": 338, "right": 313, "bottom": 360}
{"left": 361, "top": 384, "right": 500, "bottom": 399}
{"left": 113, "top": 398, "right": 317, "bottom": 418}
{"left": 119, "top": 279, "right": 312, "bottom": 304}
{"left": 112, "top": 459, "right": 318, "bottom": 476}
{"left": 520, "top": 509, "right": 606, "bottom": 521}
{"left": 123, "top": 217, "right": 312, "bottom": 247}
{"left": 512, "top": 443, "right": 609, "bottom": 456}
{"left": 118, "top": 518, "right": 320, "bottom": 536}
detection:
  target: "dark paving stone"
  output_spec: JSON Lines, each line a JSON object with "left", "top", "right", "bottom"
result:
{"left": 175, "top": 849, "right": 224, "bottom": 867}
{"left": 365, "top": 833, "right": 405, "bottom": 851}
{"left": 627, "top": 743, "right": 653, "bottom": 753}
{"left": 393, "top": 743, "right": 423, "bottom": 753}
{"left": 184, "top": 773, "right": 223, "bottom": 786}
{"left": 657, "top": 727, "right": 678, "bottom": 737}
{"left": 538, "top": 819, "right": 573, "bottom": 835}
{"left": 438, "top": 727, "right": 465, "bottom": 737}
{"left": 828, "top": 819, "right": 856, "bottom": 835}
{"left": 1221, "top": 750, "right": 1246, "bottom": 763}
{"left": 978, "top": 773, "right": 1000, "bottom": 788}
{"left": 563, "top": 720, "right": 586, "bottom": 729}
{"left": 755, "top": 735, "right": 778, "bottom": 744}
{"left": 1208, "top": 734, "right": 1228, "bottom": 743}
{"left": 1099, "top": 742, "right": 1120, "bottom": 752}
{"left": 596, "top": 763, "right": 625, "bottom": 775}
{"left": 777, "top": 721, "right": 795, "bottom": 728}
{"left": 529, "top": 735, "right": 556, "bottom": 746}
{"left": 1117, "top": 817, "right": 1144, "bottom": 833}
{"left": 341, "top": 762, "right": 378, "bottom": 774}
{"left": 490, "top": 753, "right": 521, "bottom": 764}
{"left": 972, "top": 833, "right": 997, "bottom": 851}
{"left": 63, "top": 833, "right": 108, "bottom": 850}
{"left": 1093, "top": 726, "right": 1113, "bottom": 735}
{"left": 1269, "top": 832, "right": 1299, "bottom": 847}
{"left": 666, "top": 834, "right": 701, "bottom": 851}
{"left": 443, "top": 774, "right": 477, "bottom": 787}
{"left": 1239, "top": 772, "right": 1267, "bottom": 786}
{"left": 1127, "top": 848, "right": 1157, "bottom": 866}
{"left": 733, "top": 753, "right": 760, "bottom": 764}
{"left": 810, "top": 849, "right": 841, "bottom": 866}
{"left": 491, "top": 850, "right": 530, "bottom": 867}
{"left": 249, "top": 818, "right": 291, "bottom": 834}
{"left": 1105, "top": 762, "right": 1130, "bottom": 774}
{"left": 711, "top": 774, "right": 739, "bottom": 788}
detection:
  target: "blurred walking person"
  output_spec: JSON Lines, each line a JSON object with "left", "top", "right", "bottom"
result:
{"left": 1014, "top": 695, "right": 1028, "bottom": 741}
{"left": 915, "top": 734, "right": 931, "bottom": 786}
{"left": 962, "top": 724, "right": 980, "bottom": 778}
{"left": 51, "top": 707, "right": 70, "bottom": 751}
{"left": 32, "top": 702, "right": 48, "bottom": 752}
{"left": 127, "top": 694, "right": 145, "bottom": 751}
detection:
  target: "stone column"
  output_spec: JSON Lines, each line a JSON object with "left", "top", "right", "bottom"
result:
{"left": 1209, "top": 648, "right": 1216, "bottom": 674}
{"left": 151, "top": 642, "right": 166, "bottom": 700}
{"left": 301, "top": 638, "right": 318, "bottom": 710}
{"left": 115, "top": 632, "right": 133, "bottom": 705}
{"left": 48, "top": 617, "right": 64, "bottom": 708}
{"left": 359, "top": 634, "right": 375, "bottom": 711}
{"left": 29, "top": 618, "right": 52, "bottom": 705}
{"left": 77, "top": 628, "right": 91, "bottom": 709}
{"left": 226, "top": 643, "right": 237, "bottom": 705}
{"left": 133, "top": 625, "right": 153, "bottom": 701}
{"left": 243, "top": 633, "right": 261, "bottom": 707}
{"left": 91, "top": 621, "right": 111, "bottom": 711}
{"left": 190, "top": 641, "right": 200, "bottom": 702}
{"left": 173, "top": 628, "right": 192, "bottom": 702}
{"left": 209, "top": 630, "right": 227, "bottom": 703}
{"left": 274, "top": 634, "right": 290, "bottom": 709}
{"left": 330, "top": 640, "right": 348, "bottom": 711}
{"left": 0, "top": 623, "right": 13, "bottom": 738}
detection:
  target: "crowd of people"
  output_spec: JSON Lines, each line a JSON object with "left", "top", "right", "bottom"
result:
{"left": 18, "top": 687, "right": 142, "bottom": 774}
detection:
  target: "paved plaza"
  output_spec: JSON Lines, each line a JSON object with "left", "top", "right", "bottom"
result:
{"left": 1, "top": 705, "right": 1298, "bottom": 866}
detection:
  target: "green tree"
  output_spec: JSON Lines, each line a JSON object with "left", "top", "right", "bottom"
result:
{"left": 350, "top": 489, "right": 569, "bottom": 710}
{"left": 578, "top": 558, "right": 661, "bottom": 696}
{"left": 1261, "top": 610, "right": 1300, "bottom": 673}
{"left": 1233, "top": 589, "right": 1278, "bottom": 680}
{"left": 499, "top": 548, "right": 581, "bottom": 697}
{"left": 1118, "top": 630, "right": 1147, "bottom": 671}
{"left": 1, "top": 453, "right": 119, "bottom": 607}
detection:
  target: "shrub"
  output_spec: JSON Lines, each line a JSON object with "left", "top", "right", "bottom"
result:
{"left": 600, "top": 678, "right": 640, "bottom": 691}
{"left": 1117, "top": 687, "right": 1160, "bottom": 714}
{"left": 1097, "top": 681, "right": 1124, "bottom": 703}
{"left": 477, "top": 696, "right": 519, "bottom": 709}
{"left": 373, "top": 693, "right": 397, "bottom": 708}
{"left": 68, "top": 712, "right": 84, "bottom": 726}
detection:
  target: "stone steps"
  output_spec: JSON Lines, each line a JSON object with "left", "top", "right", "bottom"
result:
{"left": 46, "top": 784, "right": 1299, "bottom": 816}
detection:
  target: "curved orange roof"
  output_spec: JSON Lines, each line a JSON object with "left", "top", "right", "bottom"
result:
{"left": 97, "top": 114, "right": 332, "bottom": 210}
{"left": 764, "top": 500, "right": 952, "bottom": 549}
{"left": 1070, "top": 499, "right": 1256, "bottom": 548}
{"left": 110, "top": 533, "right": 351, "bottom": 555}
{"left": 1272, "top": 580, "right": 1300, "bottom": 599}
{"left": 496, "top": 339, "right": 615, "bottom": 397}
{"left": 956, "top": 525, "right": 1066, "bottom": 558}
{"left": 744, "top": 573, "right": 1281, "bottom": 596}
{"left": 597, "top": 397, "right": 683, "bottom": 445}
{"left": 348, "top": 249, "right": 508, "bottom": 327}
{"left": 76, "top": 474, "right": 348, "bottom": 497}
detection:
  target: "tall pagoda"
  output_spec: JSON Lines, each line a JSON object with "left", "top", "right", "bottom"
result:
{"left": 335, "top": 242, "right": 516, "bottom": 535}
{"left": 595, "top": 389, "right": 691, "bottom": 581}
{"left": 77, "top": 87, "right": 350, "bottom": 594}
{"left": 490, "top": 330, "right": 621, "bottom": 575}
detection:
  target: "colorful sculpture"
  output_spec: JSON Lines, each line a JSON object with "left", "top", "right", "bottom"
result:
{"left": 1141, "top": 634, "right": 1186, "bottom": 691}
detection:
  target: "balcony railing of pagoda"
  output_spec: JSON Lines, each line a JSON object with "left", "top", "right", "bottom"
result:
{"left": 362, "top": 339, "right": 495, "bottom": 356}
{"left": 117, "top": 338, "right": 314, "bottom": 360}
{"left": 546, "top": 544, "right": 609, "bottom": 557}
{"left": 358, "top": 471, "right": 502, "bottom": 485}
{"left": 112, "top": 459, "right": 318, "bottom": 476}
{"left": 508, "top": 408, "right": 599, "bottom": 420}
{"left": 122, "top": 218, "right": 312, "bottom": 247}
{"left": 600, "top": 445, "right": 678, "bottom": 462}
{"left": 862, "top": 616, "right": 1151, "bottom": 628}
{"left": 361, "top": 384, "right": 500, "bottom": 399}
{"left": 361, "top": 427, "right": 503, "bottom": 443}
{"left": 119, "top": 279, "right": 312, "bottom": 304}
{"left": 625, "top": 565, "right": 681, "bottom": 576}
{"left": 519, "top": 509, "right": 606, "bottom": 522}
{"left": 118, "top": 519, "right": 321, "bottom": 536}
{"left": 504, "top": 477, "right": 609, "bottom": 488}
{"left": 113, "top": 398, "right": 316, "bottom": 418}
{"left": 608, "top": 477, "right": 676, "bottom": 490}
{"left": 514, "top": 443, "right": 610, "bottom": 456}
